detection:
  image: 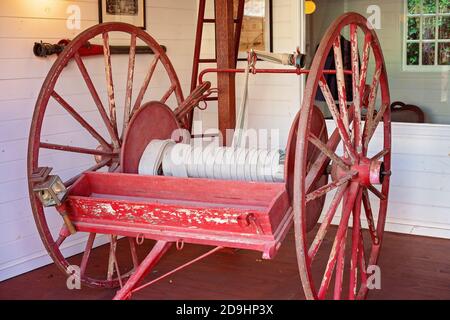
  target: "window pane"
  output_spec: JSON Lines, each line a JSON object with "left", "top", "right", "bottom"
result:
{"left": 423, "top": 0, "right": 437, "bottom": 13}
{"left": 408, "top": 17, "right": 420, "bottom": 40}
{"left": 408, "top": 0, "right": 421, "bottom": 14}
{"left": 439, "top": 0, "right": 450, "bottom": 13}
{"left": 239, "top": 0, "right": 268, "bottom": 52}
{"left": 422, "top": 42, "right": 436, "bottom": 65}
{"left": 407, "top": 42, "right": 420, "bottom": 65}
{"left": 438, "top": 16, "right": 450, "bottom": 39}
{"left": 423, "top": 17, "right": 436, "bottom": 39}
{"left": 438, "top": 42, "right": 450, "bottom": 64}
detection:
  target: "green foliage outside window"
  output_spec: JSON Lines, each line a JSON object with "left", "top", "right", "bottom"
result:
{"left": 406, "top": 0, "right": 450, "bottom": 66}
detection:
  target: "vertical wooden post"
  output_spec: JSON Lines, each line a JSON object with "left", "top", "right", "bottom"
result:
{"left": 215, "top": 0, "right": 236, "bottom": 146}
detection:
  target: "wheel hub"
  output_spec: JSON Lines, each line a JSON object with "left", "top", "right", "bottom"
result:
{"left": 94, "top": 145, "right": 119, "bottom": 167}
{"left": 351, "top": 157, "right": 385, "bottom": 186}
{"left": 331, "top": 157, "right": 387, "bottom": 187}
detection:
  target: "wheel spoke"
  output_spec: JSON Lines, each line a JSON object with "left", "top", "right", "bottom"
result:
{"left": 364, "top": 103, "right": 388, "bottom": 150}
{"left": 318, "top": 76, "right": 357, "bottom": 161}
{"left": 160, "top": 84, "right": 176, "bottom": 104}
{"left": 123, "top": 33, "right": 137, "bottom": 137}
{"left": 349, "top": 188, "right": 363, "bottom": 300}
{"left": 53, "top": 225, "right": 71, "bottom": 248}
{"left": 318, "top": 183, "right": 359, "bottom": 299}
{"left": 355, "top": 228, "right": 367, "bottom": 299}
{"left": 64, "top": 157, "right": 111, "bottom": 187}
{"left": 358, "top": 230, "right": 368, "bottom": 288}
{"left": 128, "top": 237, "right": 139, "bottom": 270}
{"left": 305, "top": 104, "right": 355, "bottom": 193}
{"left": 350, "top": 24, "right": 362, "bottom": 153}
{"left": 371, "top": 148, "right": 389, "bottom": 161}
{"left": 362, "top": 189, "right": 380, "bottom": 244}
{"left": 55, "top": 234, "right": 66, "bottom": 248}
{"left": 306, "top": 170, "right": 357, "bottom": 203}
{"left": 306, "top": 128, "right": 339, "bottom": 193}
{"left": 305, "top": 106, "right": 353, "bottom": 192}
{"left": 333, "top": 228, "right": 347, "bottom": 300}
{"left": 367, "top": 184, "right": 386, "bottom": 200}
{"left": 362, "top": 64, "right": 381, "bottom": 148}
{"left": 107, "top": 235, "right": 123, "bottom": 288}
{"left": 308, "top": 183, "right": 348, "bottom": 262}
{"left": 80, "top": 233, "right": 96, "bottom": 277}
{"left": 51, "top": 91, "right": 111, "bottom": 150}
{"left": 74, "top": 53, "right": 120, "bottom": 147}
{"left": 131, "top": 54, "right": 160, "bottom": 118}
{"left": 107, "top": 235, "right": 118, "bottom": 281}
{"left": 359, "top": 33, "right": 372, "bottom": 102}
{"left": 40, "top": 142, "right": 116, "bottom": 157}
{"left": 332, "top": 36, "right": 350, "bottom": 132}
{"left": 308, "top": 132, "right": 349, "bottom": 171}
{"left": 102, "top": 32, "right": 119, "bottom": 147}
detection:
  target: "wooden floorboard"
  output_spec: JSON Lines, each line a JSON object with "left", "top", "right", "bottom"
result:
{"left": 0, "top": 229, "right": 449, "bottom": 300}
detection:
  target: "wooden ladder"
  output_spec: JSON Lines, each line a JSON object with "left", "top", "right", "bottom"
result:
{"left": 188, "top": 0, "right": 245, "bottom": 134}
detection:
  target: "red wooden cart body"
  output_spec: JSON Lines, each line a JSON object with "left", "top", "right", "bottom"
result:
{"left": 62, "top": 172, "right": 292, "bottom": 259}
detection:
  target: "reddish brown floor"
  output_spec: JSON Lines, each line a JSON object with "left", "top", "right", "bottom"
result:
{"left": 0, "top": 229, "right": 449, "bottom": 300}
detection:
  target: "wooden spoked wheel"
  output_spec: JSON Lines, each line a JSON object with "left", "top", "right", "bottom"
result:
{"left": 27, "top": 23, "right": 184, "bottom": 288}
{"left": 293, "top": 13, "right": 391, "bottom": 300}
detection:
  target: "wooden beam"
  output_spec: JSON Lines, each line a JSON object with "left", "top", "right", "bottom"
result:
{"left": 215, "top": 0, "right": 236, "bottom": 146}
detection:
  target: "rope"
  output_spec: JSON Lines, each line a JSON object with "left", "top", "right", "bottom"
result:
{"left": 232, "top": 55, "right": 254, "bottom": 148}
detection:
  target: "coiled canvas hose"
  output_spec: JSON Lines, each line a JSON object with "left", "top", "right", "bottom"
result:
{"left": 139, "top": 140, "right": 285, "bottom": 183}
{"left": 139, "top": 51, "right": 302, "bottom": 182}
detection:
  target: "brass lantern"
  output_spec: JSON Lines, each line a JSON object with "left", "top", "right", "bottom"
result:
{"left": 34, "top": 174, "right": 67, "bottom": 207}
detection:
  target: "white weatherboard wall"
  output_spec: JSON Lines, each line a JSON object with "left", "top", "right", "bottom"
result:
{"left": 0, "top": 0, "right": 197, "bottom": 282}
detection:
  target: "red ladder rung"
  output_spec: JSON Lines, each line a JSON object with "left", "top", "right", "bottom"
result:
{"left": 203, "top": 18, "right": 241, "bottom": 23}
{"left": 198, "top": 58, "right": 217, "bottom": 63}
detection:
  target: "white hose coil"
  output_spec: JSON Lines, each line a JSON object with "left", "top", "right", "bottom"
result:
{"left": 139, "top": 139, "right": 284, "bottom": 182}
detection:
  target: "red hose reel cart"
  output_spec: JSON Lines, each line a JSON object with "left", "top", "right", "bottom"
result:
{"left": 28, "top": 12, "right": 391, "bottom": 300}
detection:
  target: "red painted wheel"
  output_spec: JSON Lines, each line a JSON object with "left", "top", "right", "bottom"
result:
{"left": 293, "top": 13, "right": 391, "bottom": 300}
{"left": 286, "top": 106, "right": 328, "bottom": 232}
{"left": 27, "top": 23, "right": 184, "bottom": 288}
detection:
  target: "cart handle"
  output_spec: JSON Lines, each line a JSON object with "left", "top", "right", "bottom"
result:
{"left": 251, "top": 48, "right": 306, "bottom": 68}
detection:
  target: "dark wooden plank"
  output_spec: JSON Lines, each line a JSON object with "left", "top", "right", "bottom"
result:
{"left": 215, "top": 0, "right": 236, "bottom": 146}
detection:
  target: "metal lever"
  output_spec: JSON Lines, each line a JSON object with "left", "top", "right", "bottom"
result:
{"left": 251, "top": 48, "right": 306, "bottom": 68}
{"left": 173, "top": 81, "right": 212, "bottom": 124}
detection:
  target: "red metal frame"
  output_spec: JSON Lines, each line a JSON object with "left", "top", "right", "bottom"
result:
{"left": 199, "top": 67, "right": 353, "bottom": 82}
{"left": 27, "top": 13, "right": 391, "bottom": 300}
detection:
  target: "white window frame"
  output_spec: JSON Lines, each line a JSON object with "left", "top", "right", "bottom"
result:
{"left": 403, "top": 0, "right": 450, "bottom": 72}
{"left": 238, "top": 0, "right": 272, "bottom": 59}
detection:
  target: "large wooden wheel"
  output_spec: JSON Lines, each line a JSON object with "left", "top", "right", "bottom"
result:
{"left": 27, "top": 23, "right": 184, "bottom": 288}
{"left": 293, "top": 13, "right": 391, "bottom": 300}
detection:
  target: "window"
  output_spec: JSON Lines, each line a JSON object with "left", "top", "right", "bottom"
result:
{"left": 238, "top": 0, "right": 272, "bottom": 58}
{"left": 404, "top": 0, "right": 450, "bottom": 69}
